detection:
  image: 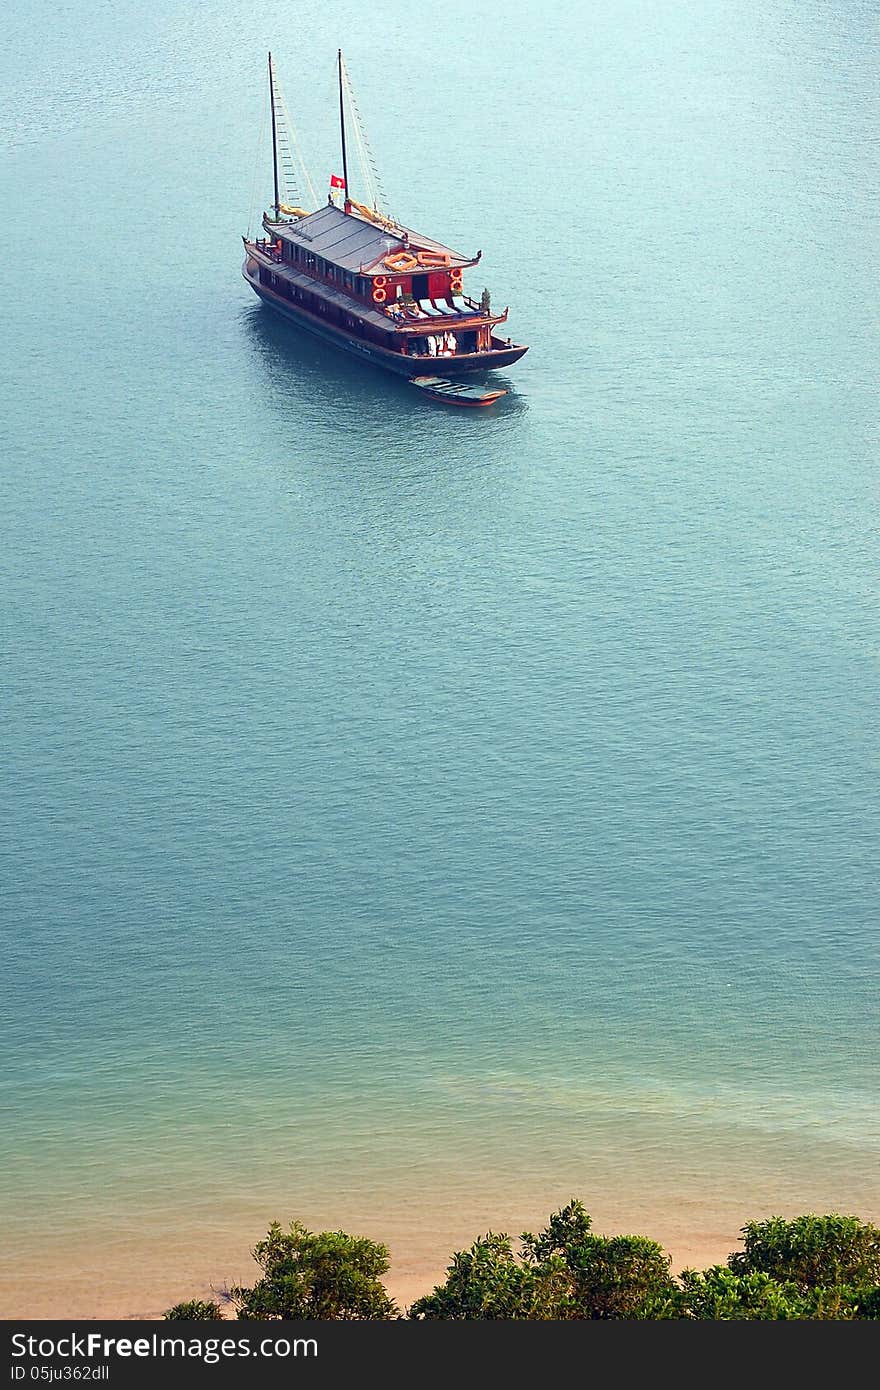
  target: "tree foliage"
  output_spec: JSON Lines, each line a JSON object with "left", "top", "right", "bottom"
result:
{"left": 410, "top": 1199, "right": 675, "bottom": 1320}
{"left": 643, "top": 1265, "right": 880, "bottom": 1320}
{"left": 728, "top": 1214, "right": 880, "bottom": 1290}
{"left": 407, "top": 1233, "right": 557, "bottom": 1320}
{"left": 163, "top": 1299, "right": 225, "bottom": 1320}
{"left": 228, "top": 1221, "right": 398, "bottom": 1320}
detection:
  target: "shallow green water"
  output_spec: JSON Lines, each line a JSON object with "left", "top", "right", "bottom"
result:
{"left": 1, "top": 0, "right": 877, "bottom": 1314}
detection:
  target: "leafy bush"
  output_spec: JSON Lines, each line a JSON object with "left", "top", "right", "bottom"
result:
{"left": 408, "top": 1233, "right": 552, "bottom": 1319}
{"left": 411, "top": 1199, "right": 675, "bottom": 1320}
{"left": 229, "top": 1221, "right": 398, "bottom": 1320}
{"left": 163, "top": 1300, "right": 225, "bottom": 1320}
{"left": 728, "top": 1214, "right": 880, "bottom": 1290}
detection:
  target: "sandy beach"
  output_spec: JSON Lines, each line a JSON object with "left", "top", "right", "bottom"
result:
{"left": 4, "top": 1186, "right": 872, "bottom": 1320}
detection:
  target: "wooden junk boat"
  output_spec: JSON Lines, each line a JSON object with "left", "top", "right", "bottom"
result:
{"left": 242, "top": 52, "right": 528, "bottom": 382}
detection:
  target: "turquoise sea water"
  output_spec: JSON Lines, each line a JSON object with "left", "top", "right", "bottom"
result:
{"left": 1, "top": 0, "right": 878, "bottom": 1315}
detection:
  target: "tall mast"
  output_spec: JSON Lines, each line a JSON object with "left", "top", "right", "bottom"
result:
{"left": 268, "top": 51, "right": 280, "bottom": 218}
{"left": 337, "top": 48, "right": 351, "bottom": 213}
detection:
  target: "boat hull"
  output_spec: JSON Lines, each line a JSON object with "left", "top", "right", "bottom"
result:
{"left": 411, "top": 376, "right": 507, "bottom": 406}
{"left": 242, "top": 262, "right": 528, "bottom": 378}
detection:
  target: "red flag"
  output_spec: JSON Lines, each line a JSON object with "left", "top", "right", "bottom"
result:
{"left": 329, "top": 174, "right": 346, "bottom": 190}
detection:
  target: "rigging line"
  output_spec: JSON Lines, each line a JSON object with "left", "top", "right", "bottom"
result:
{"left": 270, "top": 64, "right": 303, "bottom": 209}
{"left": 247, "top": 85, "right": 269, "bottom": 238}
{"left": 278, "top": 85, "right": 318, "bottom": 208}
{"left": 346, "top": 81, "right": 386, "bottom": 211}
{"left": 347, "top": 99, "right": 377, "bottom": 209}
{"left": 327, "top": 54, "right": 342, "bottom": 191}
{"left": 351, "top": 112, "right": 382, "bottom": 214}
{"left": 352, "top": 122, "right": 388, "bottom": 210}
{"left": 340, "top": 54, "right": 391, "bottom": 215}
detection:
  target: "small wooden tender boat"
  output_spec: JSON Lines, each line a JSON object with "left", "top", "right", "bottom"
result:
{"left": 411, "top": 376, "right": 508, "bottom": 407}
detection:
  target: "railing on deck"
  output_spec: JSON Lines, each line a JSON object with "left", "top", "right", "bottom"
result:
{"left": 254, "top": 238, "right": 284, "bottom": 263}
{"left": 382, "top": 296, "right": 490, "bottom": 323}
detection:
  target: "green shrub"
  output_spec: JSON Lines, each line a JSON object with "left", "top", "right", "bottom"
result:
{"left": 411, "top": 1199, "right": 675, "bottom": 1320}
{"left": 230, "top": 1221, "right": 398, "bottom": 1320}
{"left": 163, "top": 1299, "right": 225, "bottom": 1320}
{"left": 729, "top": 1214, "right": 880, "bottom": 1290}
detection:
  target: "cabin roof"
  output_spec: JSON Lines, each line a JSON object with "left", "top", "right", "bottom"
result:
{"left": 258, "top": 257, "right": 399, "bottom": 330}
{"left": 272, "top": 203, "right": 471, "bottom": 275}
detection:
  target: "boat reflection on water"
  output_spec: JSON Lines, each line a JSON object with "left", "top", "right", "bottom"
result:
{"left": 241, "top": 302, "right": 528, "bottom": 431}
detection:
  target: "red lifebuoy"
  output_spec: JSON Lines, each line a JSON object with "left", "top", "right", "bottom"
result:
{"left": 374, "top": 275, "right": 388, "bottom": 289}
{"left": 450, "top": 272, "right": 463, "bottom": 294}
{"left": 372, "top": 286, "right": 387, "bottom": 303}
